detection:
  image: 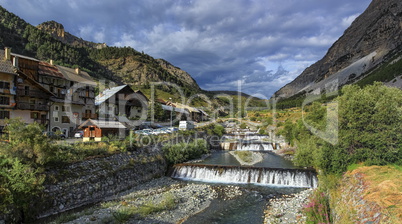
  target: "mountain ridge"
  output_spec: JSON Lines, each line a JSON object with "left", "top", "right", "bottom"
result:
{"left": 274, "top": 0, "right": 402, "bottom": 99}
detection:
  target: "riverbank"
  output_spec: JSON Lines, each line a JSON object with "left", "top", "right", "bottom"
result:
{"left": 49, "top": 177, "right": 245, "bottom": 224}
{"left": 264, "top": 188, "right": 313, "bottom": 224}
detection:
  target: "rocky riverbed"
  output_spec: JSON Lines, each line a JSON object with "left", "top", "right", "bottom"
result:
{"left": 264, "top": 188, "right": 313, "bottom": 224}
{"left": 50, "top": 177, "right": 244, "bottom": 224}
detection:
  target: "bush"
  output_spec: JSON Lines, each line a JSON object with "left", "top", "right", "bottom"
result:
{"left": 293, "top": 83, "right": 402, "bottom": 174}
{"left": 162, "top": 139, "right": 208, "bottom": 164}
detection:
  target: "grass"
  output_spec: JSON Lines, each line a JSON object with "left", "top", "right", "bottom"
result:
{"left": 351, "top": 165, "right": 402, "bottom": 223}
{"left": 110, "top": 193, "right": 177, "bottom": 223}
{"left": 233, "top": 151, "right": 253, "bottom": 163}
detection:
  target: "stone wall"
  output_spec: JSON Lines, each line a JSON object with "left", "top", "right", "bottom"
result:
{"left": 34, "top": 150, "right": 167, "bottom": 219}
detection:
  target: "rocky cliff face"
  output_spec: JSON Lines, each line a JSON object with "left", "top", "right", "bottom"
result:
{"left": 37, "top": 21, "right": 107, "bottom": 49}
{"left": 274, "top": 0, "right": 402, "bottom": 99}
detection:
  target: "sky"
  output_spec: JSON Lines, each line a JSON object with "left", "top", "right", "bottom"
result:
{"left": 0, "top": 0, "right": 372, "bottom": 99}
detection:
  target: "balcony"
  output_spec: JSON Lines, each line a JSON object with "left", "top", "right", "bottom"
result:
{"left": 82, "top": 113, "right": 98, "bottom": 119}
{"left": 16, "top": 102, "right": 49, "bottom": 111}
{"left": 16, "top": 89, "right": 49, "bottom": 99}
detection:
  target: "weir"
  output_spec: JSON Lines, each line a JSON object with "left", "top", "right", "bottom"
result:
{"left": 171, "top": 164, "right": 318, "bottom": 188}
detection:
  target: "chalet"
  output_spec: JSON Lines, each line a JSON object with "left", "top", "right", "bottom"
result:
{"left": 95, "top": 85, "right": 148, "bottom": 127}
{"left": 77, "top": 118, "right": 126, "bottom": 142}
{"left": 4, "top": 49, "right": 54, "bottom": 129}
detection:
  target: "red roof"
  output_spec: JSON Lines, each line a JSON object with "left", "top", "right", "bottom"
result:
{"left": 38, "top": 61, "right": 64, "bottom": 78}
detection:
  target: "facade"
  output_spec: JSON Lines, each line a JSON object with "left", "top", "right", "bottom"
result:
{"left": 8, "top": 50, "right": 54, "bottom": 128}
{"left": 95, "top": 85, "right": 148, "bottom": 127}
{"left": 78, "top": 119, "right": 126, "bottom": 141}
{"left": 37, "top": 62, "right": 97, "bottom": 137}
{"left": 0, "top": 49, "right": 17, "bottom": 134}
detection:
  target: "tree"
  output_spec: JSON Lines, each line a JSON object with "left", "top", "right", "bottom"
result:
{"left": 0, "top": 157, "right": 45, "bottom": 223}
{"left": 294, "top": 83, "right": 402, "bottom": 173}
{"left": 2, "top": 118, "right": 55, "bottom": 165}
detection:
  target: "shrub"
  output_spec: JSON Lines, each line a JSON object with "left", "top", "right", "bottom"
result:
{"left": 303, "top": 189, "right": 331, "bottom": 224}
{"left": 162, "top": 139, "right": 208, "bottom": 164}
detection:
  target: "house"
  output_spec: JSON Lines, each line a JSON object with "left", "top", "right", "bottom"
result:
{"left": 40, "top": 63, "right": 97, "bottom": 137}
{"left": 95, "top": 85, "right": 148, "bottom": 127}
{"left": 0, "top": 48, "right": 17, "bottom": 134}
{"left": 4, "top": 49, "right": 54, "bottom": 129}
{"left": 170, "top": 102, "right": 202, "bottom": 122}
{"left": 77, "top": 118, "right": 127, "bottom": 141}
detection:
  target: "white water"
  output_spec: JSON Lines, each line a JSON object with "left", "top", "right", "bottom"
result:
{"left": 172, "top": 165, "right": 318, "bottom": 188}
{"left": 237, "top": 143, "right": 274, "bottom": 151}
{"left": 223, "top": 135, "right": 269, "bottom": 141}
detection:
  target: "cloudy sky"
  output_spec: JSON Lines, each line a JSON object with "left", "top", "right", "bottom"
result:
{"left": 1, "top": 0, "right": 372, "bottom": 98}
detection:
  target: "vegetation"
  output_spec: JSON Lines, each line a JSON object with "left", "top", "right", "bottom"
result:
{"left": 279, "top": 83, "right": 402, "bottom": 174}
{"left": 162, "top": 139, "right": 209, "bottom": 164}
{"left": 233, "top": 151, "right": 253, "bottom": 163}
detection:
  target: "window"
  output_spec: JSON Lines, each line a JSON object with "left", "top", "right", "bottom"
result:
{"left": 54, "top": 117, "right": 59, "bottom": 122}
{"left": 61, "top": 116, "right": 70, "bottom": 123}
{"left": 0, "top": 111, "right": 10, "bottom": 119}
{"left": 0, "top": 96, "right": 10, "bottom": 105}
{"left": 55, "top": 105, "right": 59, "bottom": 111}
{"left": 0, "top": 82, "right": 10, "bottom": 89}
{"left": 30, "top": 112, "right": 39, "bottom": 119}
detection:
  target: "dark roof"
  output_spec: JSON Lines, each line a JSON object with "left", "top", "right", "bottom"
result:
{"left": 38, "top": 61, "right": 64, "bottom": 78}
{"left": 0, "top": 50, "right": 16, "bottom": 74}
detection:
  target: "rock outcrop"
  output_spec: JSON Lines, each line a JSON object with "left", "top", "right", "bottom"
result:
{"left": 274, "top": 0, "right": 402, "bottom": 99}
{"left": 37, "top": 20, "right": 107, "bottom": 49}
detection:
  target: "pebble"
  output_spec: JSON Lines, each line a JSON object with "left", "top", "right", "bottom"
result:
{"left": 263, "top": 188, "right": 313, "bottom": 224}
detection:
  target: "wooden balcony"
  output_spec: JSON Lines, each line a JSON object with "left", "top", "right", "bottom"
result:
{"left": 82, "top": 113, "right": 98, "bottom": 119}
{"left": 16, "top": 102, "right": 49, "bottom": 111}
{"left": 16, "top": 89, "right": 49, "bottom": 99}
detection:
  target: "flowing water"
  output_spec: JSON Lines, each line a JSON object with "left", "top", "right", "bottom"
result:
{"left": 171, "top": 134, "right": 317, "bottom": 223}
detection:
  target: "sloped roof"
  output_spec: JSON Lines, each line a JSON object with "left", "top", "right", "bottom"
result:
{"left": 162, "top": 104, "right": 189, "bottom": 115}
{"left": 56, "top": 65, "right": 96, "bottom": 86}
{"left": 95, "top": 85, "right": 127, "bottom": 106}
{"left": 173, "top": 102, "right": 200, "bottom": 113}
{"left": 78, "top": 119, "right": 126, "bottom": 129}
{"left": 0, "top": 50, "right": 16, "bottom": 74}
{"left": 38, "top": 61, "right": 64, "bottom": 78}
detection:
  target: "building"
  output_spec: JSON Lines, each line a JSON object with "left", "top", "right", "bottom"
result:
{"left": 38, "top": 62, "right": 97, "bottom": 137}
{"left": 7, "top": 49, "right": 54, "bottom": 128}
{"left": 77, "top": 118, "right": 126, "bottom": 142}
{"left": 0, "top": 48, "right": 17, "bottom": 134}
{"left": 95, "top": 85, "right": 148, "bottom": 127}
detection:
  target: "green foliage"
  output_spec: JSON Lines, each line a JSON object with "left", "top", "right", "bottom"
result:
{"left": 293, "top": 83, "right": 402, "bottom": 174}
{"left": 239, "top": 123, "right": 247, "bottom": 129}
{"left": 357, "top": 54, "right": 402, "bottom": 86}
{"left": 0, "top": 157, "right": 45, "bottom": 222}
{"left": 303, "top": 189, "right": 332, "bottom": 223}
{"left": 233, "top": 151, "right": 253, "bottom": 163}
{"left": 162, "top": 139, "right": 209, "bottom": 164}
{"left": 2, "top": 118, "right": 55, "bottom": 165}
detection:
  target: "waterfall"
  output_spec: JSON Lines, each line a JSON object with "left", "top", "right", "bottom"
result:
{"left": 172, "top": 165, "right": 318, "bottom": 188}
{"left": 237, "top": 143, "right": 274, "bottom": 151}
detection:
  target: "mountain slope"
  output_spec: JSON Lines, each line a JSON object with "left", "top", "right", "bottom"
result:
{"left": 0, "top": 6, "right": 201, "bottom": 96}
{"left": 274, "top": 0, "right": 402, "bottom": 99}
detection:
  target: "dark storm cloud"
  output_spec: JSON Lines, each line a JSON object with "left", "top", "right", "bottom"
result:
{"left": 0, "top": 0, "right": 372, "bottom": 98}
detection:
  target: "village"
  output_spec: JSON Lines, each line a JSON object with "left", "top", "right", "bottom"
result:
{"left": 0, "top": 47, "right": 210, "bottom": 141}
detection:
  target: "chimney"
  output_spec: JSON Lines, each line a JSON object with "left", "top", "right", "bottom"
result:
{"left": 75, "top": 67, "right": 80, "bottom": 75}
{"left": 50, "top": 59, "right": 54, "bottom": 65}
{"left": 4, "top": 47, "right": 10, "bottom": 60}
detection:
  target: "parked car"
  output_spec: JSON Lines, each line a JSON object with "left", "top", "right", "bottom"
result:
{"left": 43, "top": 131, "right": 66, "bottom": 140}
{"left": 74, "top": 131, "right": 84, "bottom": 138}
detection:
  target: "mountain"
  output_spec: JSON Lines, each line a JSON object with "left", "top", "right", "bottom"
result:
{"left": 0, "top": 6, "right": 201, "bottom": 97}
{"left": 274, "top": 0, "right": 402, "bottom": 99}
{"left": 37, "top": 20, "right": 107, "bottom": 49}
